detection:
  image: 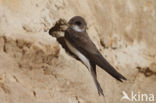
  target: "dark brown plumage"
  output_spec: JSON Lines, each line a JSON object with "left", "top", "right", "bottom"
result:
{"left": 64, "top": 16, "right": 126, "bottom": 96}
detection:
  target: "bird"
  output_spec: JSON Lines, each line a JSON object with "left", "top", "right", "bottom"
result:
{"left": 62, "top": 16, "right": 126, "bottom": 96}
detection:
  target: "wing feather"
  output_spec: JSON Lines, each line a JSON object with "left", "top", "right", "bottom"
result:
{"left": 65, "top": 28, "right": 127, "bottom": 81}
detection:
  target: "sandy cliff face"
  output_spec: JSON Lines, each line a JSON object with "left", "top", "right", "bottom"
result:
{"left": 0, "top": 0, "right": 156, "bottom": 103}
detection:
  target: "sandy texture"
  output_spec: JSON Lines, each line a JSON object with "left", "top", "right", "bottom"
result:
{"left": 0, "top": 0, "right": 156, "bottom": 103}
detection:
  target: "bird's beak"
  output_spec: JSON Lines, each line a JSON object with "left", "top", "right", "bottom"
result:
{"left": 67, "top": 23, "right": 70, "bottom": 27}
{"left": 64, "top": 23, "right": 70, "bottom": 30}
{"left": 68, "top": 23, "right": 72, "bottom": 27}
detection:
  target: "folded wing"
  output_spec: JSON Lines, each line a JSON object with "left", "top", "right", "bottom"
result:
{"left": 65, "top": 29, "right": 127, "bottom": 82}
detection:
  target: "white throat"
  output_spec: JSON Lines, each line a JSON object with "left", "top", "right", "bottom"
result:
{"left": 72, "top": 25, "right": 85, "bottom": 32}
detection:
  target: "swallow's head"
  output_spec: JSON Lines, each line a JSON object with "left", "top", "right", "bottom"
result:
{"left": 68, "top": 16, "right": 87, "bottom": 32}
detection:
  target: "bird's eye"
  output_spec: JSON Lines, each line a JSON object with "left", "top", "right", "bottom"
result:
{"left": 75, "top": 21, "right": 81, "bottom": 25}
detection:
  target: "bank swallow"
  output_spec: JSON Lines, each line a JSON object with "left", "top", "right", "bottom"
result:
{"left": 63, "top": 16, "right": 127, "bottom": 96}
{"left": 49, "top": 16, "right": 127, "bottom": 96}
